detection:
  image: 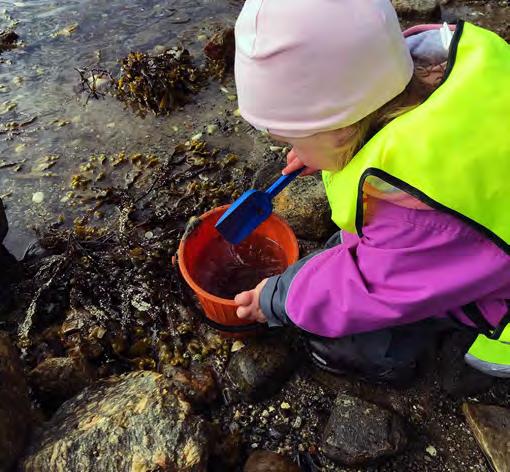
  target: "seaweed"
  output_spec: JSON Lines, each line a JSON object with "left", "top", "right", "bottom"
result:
{"left": 115, "top": 47, "right": 205, "bottom": 117}
{"left": 18, "top": 140, "right": 249, "bottom": 393}
{"left": 0, "top": 30, "right": 19, "bottom": 53}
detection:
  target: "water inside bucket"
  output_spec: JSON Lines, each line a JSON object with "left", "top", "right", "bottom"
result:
{"left": 193, "top": 233, "right": 287, "bottom": 299}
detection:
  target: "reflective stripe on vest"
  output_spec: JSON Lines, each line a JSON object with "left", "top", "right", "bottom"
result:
{"left": 467, "top": 302, "right": 510, "bottom": 371}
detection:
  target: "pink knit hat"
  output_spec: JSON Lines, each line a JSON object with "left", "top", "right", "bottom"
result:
{"left": 235, "top": 0, "right": 414, "bottom": 138}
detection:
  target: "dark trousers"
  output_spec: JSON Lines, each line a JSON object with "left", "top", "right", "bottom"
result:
{"left": 307, "top": 231, "right": 458, "bottom": 384}
{"left": 307, "top": 318, "right": 455, "bottom": 384}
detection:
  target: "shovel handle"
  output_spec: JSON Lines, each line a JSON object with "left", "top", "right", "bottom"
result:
{"left": 265, "top": 167, "right": 304, "bottom": 199}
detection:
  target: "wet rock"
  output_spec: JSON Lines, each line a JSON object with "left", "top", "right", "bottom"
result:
{"left": 391, "top": 0, "right": 440, "bottom": 19}
{"left": 463, "top": 403, "right": 510, "bottom": 472}
{"left": 0, "top": 199, "right": 22, "bottom": 286}
{"left": 209, "top": 428, "right": 242, "bottom": 472}
{"left": 22, "top": 239, "right": 55, "bottom": 262}
{"left": 0, "top": 198, "right": 7, "bottom": 241}
{"left": 322, "top": 394, "right": 407, "bottom": 465}
{"left": 204, "top": 26, "right": 235, "bottom": 79}
{"left": 0, "top": 241, "right": 21, "bottom": 317}
{"left": 0, "top": 332, "right": 32, "bottom": 471}
{"left": 252, "top": 160, "right": 283, "bottom": 190}
{"left": 439, "top": 330, "right": 494, "bottom": 397}
{"left": 162, "top": 364, "right": 218, "bottom": 407}
{"left": 226, "top": 338, "right": 297, "bottom": 401}
{"left": 21, "top": 371, "right": 210, "bottom": 471}
{"left": 244, "top": 450, "right": 301, "bottom": 472}
{"left": 29, "top": 356, "right": 96, "bottom": 406}
{"left": 274, "top": 175, "right": 336, "bottom": 241}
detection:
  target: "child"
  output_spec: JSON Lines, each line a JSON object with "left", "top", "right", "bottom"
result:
{"left": 232, "top": 0, "right": 510, "bottom": 382}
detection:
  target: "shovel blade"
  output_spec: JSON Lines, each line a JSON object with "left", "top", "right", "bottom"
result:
{"left": 215, "top": 190, "right": 272, "bottom": 244}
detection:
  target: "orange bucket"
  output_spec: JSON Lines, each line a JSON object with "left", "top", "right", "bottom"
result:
{"left": 178, "top": 205, "right": 299, "bottom": 333}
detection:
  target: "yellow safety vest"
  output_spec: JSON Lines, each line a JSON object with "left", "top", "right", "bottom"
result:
{"left": 322, "top": 21, "right": 510, "bottom": 374}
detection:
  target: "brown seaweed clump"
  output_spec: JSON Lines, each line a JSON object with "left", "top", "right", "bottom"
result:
{"left": 115, "top": 47, "right": 204, "bottom": 117}
{"left": 0, "top": 30, "right": 19, "bottom": 53}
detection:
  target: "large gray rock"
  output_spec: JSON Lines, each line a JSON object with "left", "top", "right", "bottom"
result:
{"left": 464, "top": 403, "right": 510, "bottom": 472}
{"left": 274, "top": 175, "right": 335, "bottom": 241}
{"left": 392, "top": 0, "right": 440, "bottom": 19}
{"left": 226, "top": 338, "right": 296, "bottom": 401}
{"left": 322, "top": 394, "right": 407, "bottom": 465}
{"left": 29, "top": 356, "right": 96, "bottom": 406}
{"left": 21, "top": 371, "right": 210, "bottom": 472}
{"left": 0, "top": 332, "right": 32, "bottom": 471}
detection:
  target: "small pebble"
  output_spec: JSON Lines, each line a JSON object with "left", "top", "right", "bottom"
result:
{"left": 293, "top": 416, "right": 302, "bottom": 429}
{"left": 426, "top": 445, "right": 437, "bottom": 457}
{"left": 206, "top": 124, "right": 218, "bottom": 135}
{"left": 32, "top": 192, "right": 44, "bottom": 204}
{"left": 231, "top": 340, "right": 245, "bottom": 352}
{"left": 60, "top": 191, "right": 74, "bottom": 203}
{"left": 191, "top": 132, "right": 203, "bottom": 142}
{"left": 152, "top": 44, "right": 166, "bottom": 55}
{"left": 144, "top": 231, "right": 154, "bottom": 240}
{"left": 280, "top": 402, "right": 291, "bottom": 410}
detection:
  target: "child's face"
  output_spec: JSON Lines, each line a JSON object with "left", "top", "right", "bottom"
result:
{"left": 271, "top": 127, "right": 355, "bottom": 171}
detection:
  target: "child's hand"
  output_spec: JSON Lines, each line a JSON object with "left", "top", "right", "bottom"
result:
{"left": 234, "top": 278, "right": 268, "bottom": 323}
{"left": 282, "top": 148, "right": 318, "bottom": 176}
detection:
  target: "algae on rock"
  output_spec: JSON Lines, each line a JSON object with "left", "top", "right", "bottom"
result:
{"left": 21, "top": 371, "right": 210, "bottom": 472}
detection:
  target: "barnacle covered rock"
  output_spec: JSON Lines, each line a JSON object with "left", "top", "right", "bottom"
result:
{"left": 21, "top": 371, "right": 210, "bottom": 471}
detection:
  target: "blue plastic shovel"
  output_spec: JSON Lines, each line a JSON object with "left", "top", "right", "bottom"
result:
{"left": 215, "top": 167, "right": 304, "bottom": 244}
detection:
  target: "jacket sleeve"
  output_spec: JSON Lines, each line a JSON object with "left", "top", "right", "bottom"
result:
{"left": 260, "top": 233, "right": 342, "bottom": 328}
{"left": 260, "top": 202, "right": 510, "bottom": 338}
